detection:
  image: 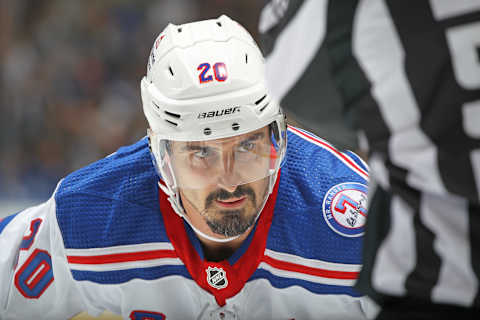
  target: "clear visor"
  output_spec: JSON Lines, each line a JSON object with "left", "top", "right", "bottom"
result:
{"left": 150, "top": 120, "right": 287, "bottom": 190}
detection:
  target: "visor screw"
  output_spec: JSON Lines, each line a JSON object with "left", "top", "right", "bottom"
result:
{"left": 232, "top": 123, "right": 240, "bottom": 131}
{"left": 204, "top": 128, "right": 212, "bottom": 135}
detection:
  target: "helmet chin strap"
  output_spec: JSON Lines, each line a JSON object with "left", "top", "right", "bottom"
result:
{"left": 158, "top": 169, "right": 278, "bottom": 244}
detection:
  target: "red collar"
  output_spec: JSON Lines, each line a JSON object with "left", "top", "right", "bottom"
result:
{"left": 158, "top": 177, "right": 280, "bottom": 306}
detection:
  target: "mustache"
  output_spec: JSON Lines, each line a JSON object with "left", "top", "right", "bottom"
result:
{"left": 205, "top": 185, "right": 256, "bottom": 207}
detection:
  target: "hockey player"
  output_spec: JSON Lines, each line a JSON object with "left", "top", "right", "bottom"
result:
{"left": 0, "top": 15, "right": 373, "bottom": 320}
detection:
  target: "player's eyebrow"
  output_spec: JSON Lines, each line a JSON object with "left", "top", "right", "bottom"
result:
{"left": 240, "top": 132, "right": 264, "bottom": 143}
{"left": 180, "top": 144, "right": 213, "bottom": 152}
{"left": 179, "top": 132, "right": 265, "bottom": 152}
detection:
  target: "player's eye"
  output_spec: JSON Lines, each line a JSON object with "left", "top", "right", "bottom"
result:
{"left": 193, "top": 147, "right": 213, "bottom": 159}
{"left": 238, "top": 141, "right": 255, "bottom": 152}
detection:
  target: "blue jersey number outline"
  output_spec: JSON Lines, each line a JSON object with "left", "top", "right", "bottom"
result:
{"left": 14, "top": 219, "right": 54, "bottom": 299}
{"left": 14, "top": 249, "right": 54, "bottom": 299}
{"left": 130, "top": 310, "right": 166, "bottom": 320}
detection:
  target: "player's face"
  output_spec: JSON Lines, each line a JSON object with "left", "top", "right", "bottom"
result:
{"left": 170, "top": 127, "right": 271, "bottom": 237}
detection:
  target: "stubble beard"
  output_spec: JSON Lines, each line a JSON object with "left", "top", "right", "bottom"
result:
{"left": 202, "top": 185, "right": 259, "bottom": 237}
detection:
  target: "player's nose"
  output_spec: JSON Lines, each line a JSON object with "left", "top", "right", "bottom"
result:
{"left": 217, "top": 153, "right": 240, "bottom": 192}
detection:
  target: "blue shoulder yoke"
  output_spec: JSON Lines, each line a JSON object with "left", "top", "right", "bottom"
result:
{"left": 55, "top": 138, "right": 168, "bottom": 249}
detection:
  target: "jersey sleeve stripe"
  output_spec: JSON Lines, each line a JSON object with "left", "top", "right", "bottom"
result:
{"left": 261, "top": 254, "right": 359, "bottom": 280}
{"left": 67, "top": 249, "right": 177, "bottom": 265}
{"left": 258, "top": 262, "right": 357, "bottom": 287}
{"left": 344, "top": 150, "right": 369, "bottom": 172}
{"left": 65, "top": 242, "right": 174, "bottom": 255}
{"left": 288, "top": 126, "right": 369, "bottom": 180}
{"left": 264, "top": 249, "right": 362, "bottom": 272}
{"left": 71, "top": 264, "right": 191, "bottom": 284}
{"left": 69, "top": 257, "right": 183, "bottom": 272}
{"left": 250, "top": 269, "right": 362, "bottom": 296}
{"left": 65, "top": 243, "right": 179, "bottom": 271}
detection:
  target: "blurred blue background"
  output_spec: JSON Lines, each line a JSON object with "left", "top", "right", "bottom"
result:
{"left": 0, "top": 0, "right": 264, "bottom": 213}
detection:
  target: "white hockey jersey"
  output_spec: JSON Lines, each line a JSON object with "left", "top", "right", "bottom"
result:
{"left": 0, "top": 127, "right": 374, "bottom": 320}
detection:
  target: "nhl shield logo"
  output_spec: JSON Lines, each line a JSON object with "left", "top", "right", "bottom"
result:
{"left": 322, "top": 182, "right": 368, "bottom": 237}
{"left": 206, "top": 266, "right": 228, "bottom": 290}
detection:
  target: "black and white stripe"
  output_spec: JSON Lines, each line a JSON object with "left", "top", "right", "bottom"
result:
{"left": 351, "top": 0, "right": 480, "bottom": 308}
{"left": 262, "top": 0, "right": 480, "bottom": 309}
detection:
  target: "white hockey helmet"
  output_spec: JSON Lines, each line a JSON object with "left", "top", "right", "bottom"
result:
{"left": 141, "top": 15, "right": 287, "bottom": 219}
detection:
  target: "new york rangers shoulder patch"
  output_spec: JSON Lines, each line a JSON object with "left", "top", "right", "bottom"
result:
{"left": 322, "top": 182, "right": 368, "bottom": 237}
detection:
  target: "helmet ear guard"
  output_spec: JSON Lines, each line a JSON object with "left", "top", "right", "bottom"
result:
{"left": 148, "top": 129, "right": 176, "bottom": 190}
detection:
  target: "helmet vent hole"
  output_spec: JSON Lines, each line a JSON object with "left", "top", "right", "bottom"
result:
{"left": 177, "top": 27, "right": 182, "bottom": 33}
{"left": 164, "top": 110, "right": 181, "bottom": 118}
{"left": 232, "top": 123, "right": 240, "bottom": 131}
{"left": 255, "top": 94, "right": 267, "bottom": 105}
{"left": 165, "top": 119, "right": 178, "bottom": 127}
{"left": 259, "top": 102, "right": 270, "bottom": 113}
{"left": 217, "top": 21, "right": 222, "bottom": 27}
{"left": 168, "top": 66, "right": 174, "bottom": 76}
{"left": 245, "top": 54, "right": 248, "bottom": 64}
{"left": 204, "top": 128, "right": 212, "bottom": 135}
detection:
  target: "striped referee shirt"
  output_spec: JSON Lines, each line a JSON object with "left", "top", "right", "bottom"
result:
{"left": 260, "top": 0, "right": 480, "bottom": 308}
